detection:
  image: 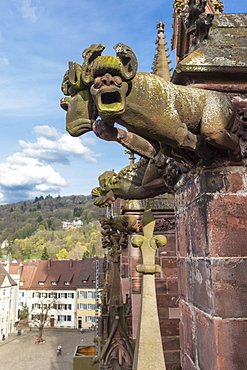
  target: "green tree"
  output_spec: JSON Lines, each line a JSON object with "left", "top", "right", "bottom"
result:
{"left": 83, "top": 250, "right": 91, "bottom": 258}
{"left": 56, "top": 248, "right": 68, "bottom": 260}
{"left": 18, "top": 304, "right": 29, "bottom": 320}
{"left": 41, "top": 246, "right": 50, "bottom": 260}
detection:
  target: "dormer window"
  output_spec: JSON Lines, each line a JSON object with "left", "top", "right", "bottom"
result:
{"left": 64, "top": 281, "right": 70, "bottom": 285}
{"left": 83, "top": 280, "right": 87, "bottom": 283}
{"left": 38, "top": 281, "right": 44, "bottom": 285}
{"left": 51, "top": 281, "right": 57, "bottom": 285}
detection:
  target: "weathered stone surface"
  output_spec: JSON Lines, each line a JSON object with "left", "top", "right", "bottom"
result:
{"left": 196, "top": 310, "right": 217, "bottom": 370}
{"left": 180, "top": 354, "right": 198, "bottom": 370}
{"left": 179, "top": 301, "right": 196, "bottom": 363}
{"left": 162, "top": 336, "right": 180, "bottom": 351}
{"left": 160, "top": 319, "right": 180, "bottom": 337}
{"left": 157, "top": 294, "right": 179, "bottom": 308}
{"left": 188, "top": 258, "right": 213, "bottom": 314}
{"left": 161, "top": 257, "right": 178, "bottom": 278}
{"left": 208, "top": 194, "right": 247, "bottom": 257}
{"left": 165, "top": 278, "right": 178, "bottom": 295}
{"left": 212, "top": 258, "right": 247, "bottom": 318}
{"left": 215, "top": 318, "right": 247, "bottom": 370}
{"left": 177, "top": 258, "right": 188, "bottom": 301}
{"left": 176, "top": 166, "right": 247, "bottom": 369}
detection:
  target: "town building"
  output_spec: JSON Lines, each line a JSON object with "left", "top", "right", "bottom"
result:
{"left": 76, "top": 258, "right": 104, "bottom": 329}
{"left": 0, "top": 264, "right": 18, "bottom": 338}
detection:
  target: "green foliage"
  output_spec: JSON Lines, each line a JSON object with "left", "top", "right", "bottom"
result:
{"left": 56, "top": 248, "right": 68, "bottom": 260}
{"left": 41, "top": 246, "right": 50, "bottom": 260}
{"left": 0, "top": 195, "right": 104, "bottom": 242}
{"left": 83, "top": 250, "right": 91, "bottom": 258}
{"left": 18, "top": 304, "right": 29, "bottom": 320}
{"left": 0, "top": 195, "right": 105, "bottom": 260}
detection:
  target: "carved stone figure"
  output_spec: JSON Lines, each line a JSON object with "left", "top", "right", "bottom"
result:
{"left": 92, "top": 153, "right": 186, "bottom": 207}
{"left": 60, "top": 43, "right": 241, "bottom": 167}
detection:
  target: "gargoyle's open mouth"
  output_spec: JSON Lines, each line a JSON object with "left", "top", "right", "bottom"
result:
{"left": 98, "top": 90, "right": 124, "bottom": 114}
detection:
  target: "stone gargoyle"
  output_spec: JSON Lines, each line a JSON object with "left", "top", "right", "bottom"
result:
{"left": 92, "top": 153, "right": 186, "bottom": 207}
{"left": 60, "top": 43, "right": 241, "bottom": 168}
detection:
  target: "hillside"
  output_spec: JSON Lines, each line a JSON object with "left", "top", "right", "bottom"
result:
{"left": 0, "top": 194, "right": 106, "bottom": 260}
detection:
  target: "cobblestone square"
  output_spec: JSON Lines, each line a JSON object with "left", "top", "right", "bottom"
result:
{"left": 0, "top": 328, "right": 95, "bottom": 370}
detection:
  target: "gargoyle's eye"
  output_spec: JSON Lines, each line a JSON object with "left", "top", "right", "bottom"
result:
{"left": 94, "top": 77, "right": 102, "bottom": 88}
{"left": 68, "top": 86, "right": 76, "bottom": 96}
{"left": 113, "top": 76, "right": 122, "bottom": 86}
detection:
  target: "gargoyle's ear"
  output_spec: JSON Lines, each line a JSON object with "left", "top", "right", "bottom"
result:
{"left": 81, "top": 44, "right": 106, "bottom": 85}
{"left": 61, "top": 62, "right": 86, "bottom": 95}
{"left": 113, "top": 43, "right": 138, "bottom": 80}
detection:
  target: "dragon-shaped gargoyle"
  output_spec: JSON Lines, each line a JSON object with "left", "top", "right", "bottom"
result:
{"left": 92, "top": 153, "right": 186, "bottom": 207}
{"left": 60, "top": 43, "right": 241, "bottom": 166}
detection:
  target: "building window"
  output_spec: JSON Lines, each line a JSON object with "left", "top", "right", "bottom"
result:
{"left": 85, "top": 316, "right": 96, "bottom": 323}
{"left": 87, "top": 291, "right": 95, "bottom": 299}
{"left": 49, "top": 293, "right": 57, "bottom": 299}
{"left": 51, "top": 281, "right": 57, "bottom": 285}
{"left": 64, "top": 281, "right": 70, "bottom": 285}
{"left": 33, "top": 292, "right": 41, "bottom": 298}
{"left": 58, "top": 315, "right": 71, "bottom": 322}
{"left": 38, "top": 281, "right": 44, "bottom": 285}
{"left": 78, "top": 291, "right": 87, "bottom": 299}
{"left": 78, "top": 303, "right": 87, "bottom": 310}
{"left": 67, "top": 293, "right": 74, "bottom": 299}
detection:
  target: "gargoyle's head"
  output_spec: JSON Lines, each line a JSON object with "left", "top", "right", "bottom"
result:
{"left": 60, "top": 44, "right": 106, "bottom": 137}
{"left": 60, "top": 43, "right": 138, "bottom": 135}
{"left": 88, "top": 43, "right": 138, "bottom": 120}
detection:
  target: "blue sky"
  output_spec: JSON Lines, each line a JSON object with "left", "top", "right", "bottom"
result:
{"left": 0, "top": 0, "right": 245, "bottom": 204}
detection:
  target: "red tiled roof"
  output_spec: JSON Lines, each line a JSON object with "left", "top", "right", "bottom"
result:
{"left": 30, "top": 260, "right": 83, "bottom": 290}
{"left": 19, "top": 262, "right": 39, "bottom": 289}
{"left": 77, "top": 258, "right": 104, "bottom": 288}
{"left": 0, "top": 265, "right": 17, "bottom": 287}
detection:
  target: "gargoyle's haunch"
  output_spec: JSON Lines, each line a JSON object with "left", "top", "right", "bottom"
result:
{"left": 60, "top": 43, "right": 241, "bottom": 165}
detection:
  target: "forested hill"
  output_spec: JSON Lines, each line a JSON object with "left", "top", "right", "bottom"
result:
{"left": 0, "top": 195, "right": 106, "bottom": 260}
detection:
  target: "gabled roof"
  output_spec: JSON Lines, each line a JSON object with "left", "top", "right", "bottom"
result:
{"left": 0, "top": 265, "right": 17, "bottom": 287}
{"left": 77, "top": 258, "right": 104, "bottom": 289}
{"left": 19, "top": 262, "right": 39, "bottom": 289}
{"left": 30, "top": 260, "right": 83, "bottom": 290}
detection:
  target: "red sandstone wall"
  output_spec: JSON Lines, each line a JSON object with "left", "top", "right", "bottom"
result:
{"left": 176, "top": 168, "right": 247, "bottom": 370}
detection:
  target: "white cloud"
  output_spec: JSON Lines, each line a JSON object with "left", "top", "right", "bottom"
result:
{"left": 20, "top": 0, "right": 37, "bottom": 22}
{"left": 0, "top": 152, "right": 66, "bottom": 188}
{"left": 19, "top": 125, "right": 100, "bottom": 163}
{"left": 33, "top": 125, "right": 60, "bottom": 140}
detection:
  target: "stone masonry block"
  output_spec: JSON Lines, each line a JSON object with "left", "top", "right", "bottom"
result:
{"left": 177, "top": 257, "right": 188, "bottom": 300}
{"left": 212, "top": 257, "right": 247, "bottom": 318}
{"left": 188, "top": 258, "right": 213, "bottom": 314}
{"left": 215, "top": 318, "right": 247, "bottom": 370}
{"left": 196, "top": 310, "right": 217, "bottom": 370}
{"left": 161, "top": 257, "right": 178, "bottom": 278}
{"left": 179, "top": 301, "right": 196, "bottom": 363}
{"left": 208, "top": 195, "right": 247, "bottom": 256}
